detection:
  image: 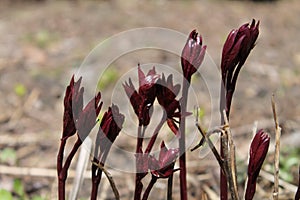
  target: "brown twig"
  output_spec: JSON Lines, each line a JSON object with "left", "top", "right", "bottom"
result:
{"left": 92, "top": 161, "right": 120, "bottom": 200}
{"left": 193, "top": 108, "right": 224, "bottom": 172}
{"left": 201, "top": 193, "right": 208, "bottom": 200}
{"left": 190, "top": 127, "right": 222, "bottom": 152}
{"left": 194, "top": 109, "right": 236, "bottom": 199}
{"left": 259, "top": 170, "right": 298, "bottom": 192}
{"left": 271, "top": 95, "right": 281, "bottom": 200}
{"left": 0, "top": 164, "right": 128, "bottom": 182}
{"left": 202, "top": 184, "right": 219, "bottom": 200}
{"left": 222, "top": 137, "right": 234, "bottom": 200}
{"left": 220, "top": 81, "right": 228, "bottom": 200}
{"left": 193, "top": 108, "right": 240, "bottom": 200}
{"left": 191, "top": 107, "right": 222, "bottom": 152}
{"left": 223, "top": 110, "right": 239, "bottom": 200}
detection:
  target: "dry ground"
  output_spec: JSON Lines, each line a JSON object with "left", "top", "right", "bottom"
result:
{"left": 0, "top": 0, "right": 300, "bottom": 199}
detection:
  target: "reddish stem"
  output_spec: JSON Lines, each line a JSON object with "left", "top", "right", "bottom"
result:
{"left": 142, "top": 176, "right": 157, "bottom": 200}
{"left": 58, "top": 179, "right": 66, "bottom": 200}
{"left": 134, "top": 126, "right": 146, "bottom": 200}
{"left": 57, "top": 137, "right": 67, "bottom": 200}
{"left": 137, "top": 126, "right": 144, "bottom": 154}
{"left": 167, "top": 173, "right": 174, "bottom": 200}
{"left": 57, "top": 137, "right": 67, "bottom": 177}
{"left": 220, "top": 140, "right": 228, "bottom": 200}
{"left": 245, "top": 177, "right": 255, "bottom": 200}
{"left": 178, "top": 79, "right": 189, "bottom": 200}
{"left": 90, "top": 168, "right": 103, "bottom": 200}
{"left": 58, "top": 138, "right": 82, "bottom": 200}
{"left": 145, "top": 113, "right": 166, "bottom": 154}
{"left": 134, "top": 175, "right": 144, "bottom": 200}
{"left": 220, "top": 82, "right": 228, "bottom": 200}
{"left": 91, "top": 141, "right": 112, "bottom": 200}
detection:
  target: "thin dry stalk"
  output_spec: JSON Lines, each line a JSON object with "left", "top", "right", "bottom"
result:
{"left": 193, "top": 108, "right": 224, "bottom": 172}
{"left": 221, "top": 128, "right": 238, "bottom": 200}
{"left": 223, "top": 110, "right": 239, "bottom": 200}
{"left": 271, "top": 95, "right": 281, "bottom": 200}
{"left": 259, "top": 170, "right": 298, "bottom": 192}
{"left": 92, "top": 162, "right": 120, "bottom": 200}
{"left": 193, "top": 108, "right": 239, "bottom": 200}
{"left": 202, "top": 184, "right": 219, "bottom": 200}
{"left": 0, "top": 165, "right": 58, "bottom": 178}
{"left": 99, "top": 177, "right": 110, "bottom": 200}
{"left": 0, "top": 165, "right": 121, "bottom": 180}
{"left": 201, "top": 192, "right": 208, "bottom": 200}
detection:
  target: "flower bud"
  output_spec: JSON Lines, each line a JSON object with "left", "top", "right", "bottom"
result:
{"left": 123, "top": 65, "right": 159, "bottom": 126}
{"left": 62, "top": 75, "right": 84, "bottom": 138}
{"left": 221, "top": 19, "right": 259, "bottom": 117}
{"left": 97, "top": 104, "right": 124, "bottom": 154}
{"left": 156, "top": 74, "right": 181, "bottom": 136}
{"left": 181, "top": 30, "right": 206, "bottom": 82}
{"left": 76, "top": 92, "right": 102, "bottom": 140}
{"left": 221, "top": 19, "right": 259, "bottom": 87}
{"left": 245, "top": 129, "right": 270, "bottom": 200}
{"left": 148, "top": 141, "right": 179, "bottom": 178}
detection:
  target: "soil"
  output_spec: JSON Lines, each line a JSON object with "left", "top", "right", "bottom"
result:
{"left": 0, "top": 0, "right": 300, "bottom": 199}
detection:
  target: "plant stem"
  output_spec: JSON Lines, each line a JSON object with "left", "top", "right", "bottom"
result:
{"left": 220, "top": 82, "right": 228, "bottom": 200}
{"left": 91, "top": 161, "right": 120, "bottom": 200}
{"left": 145, "top": 113, "right": 166, "bottom": 154}
{"left": 142, "top": 176, "right": 157, "bottom": 200}
{"left": 57, "top": 137, "right": 68, "bottom": 200}
{"left": 134, "top": 175, "right": 144, "bottom": 200}
{"left": 137, "top": 126, "right": 144, "bottom": 154}
{"left": 91, "top": 137, "right": 119, "bottom": 200}
{"left": 220, "top": 131, "right": 228, "bottom": 200}
{"left": 194, "top": 112, "right": 238, "bottom": 200}
{"left": 62, "top": 138, "right": 83, "bottom": 176}
{"left": 223, "top": 113, "right": 239, "bottom": 200}
{"left": 57, "top": 137, "right": 67, "bottom": 176}
{"left": 271, "top": 95, "right": 281, "bottom": 200}
{"left": 91, "top": 155, "right": 106, "bottom": 200}
{"left": 134, "top": 126, "right": 146, "bottom": 200}
{"left": 195, "top": 123, "right": 224, "bottom": 171}
{"left": 91, "top": 169, "right": 103, "bottom": 200}
{"left": 167, "top": 172, "right": 174, "bottom": 200}
{"left": 58, "top": 138, "right": 82, "bottom": 200}
{"left": 102, "top": 166, "right": 119, "bottom": 200}
{"left": 58, "top": 179, "right": 66, "bottom": 200}
{"left": 179, "top": 79, "right": 189, "bottom": 200}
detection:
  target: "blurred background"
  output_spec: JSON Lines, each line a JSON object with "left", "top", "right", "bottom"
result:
{"left": 0, "top": 0, "right": 299, "bottom": 199}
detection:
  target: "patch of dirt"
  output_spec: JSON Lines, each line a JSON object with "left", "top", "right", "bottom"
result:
{"left": 0, "top": 0, "right": 299, "bottom": 199}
